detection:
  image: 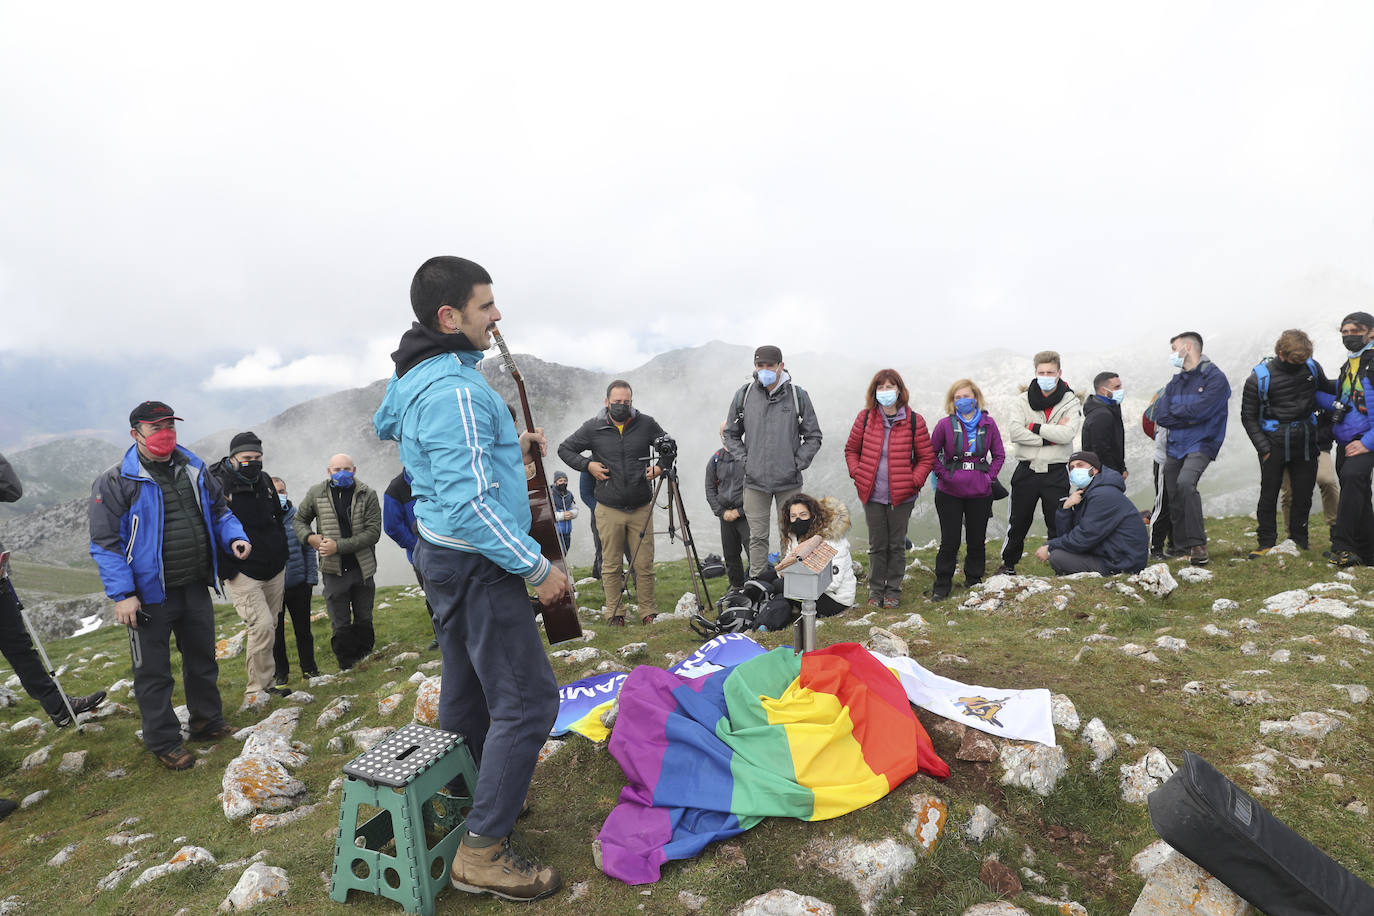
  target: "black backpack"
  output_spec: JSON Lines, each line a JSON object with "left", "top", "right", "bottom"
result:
{"left": 699, "top": 554, "right": 727, "bottom": 579}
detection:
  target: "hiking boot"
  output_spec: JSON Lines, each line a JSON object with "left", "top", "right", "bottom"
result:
{"left": 640, "top": 613, "right": 658, "bottom": 625}
{"left": 607, "top": 616, "right": 625, "bottom": 627}
{"left": 1164, "top": 545, "right": 1190, "bottom": 559}
{"left": 1190, "top": 545, "right": 1209, "bottom": 566}
{"left": 1326, "top": 549, "right": 1360, "bottom": 568}
{"left": 155, "top": 746, "right": 195, "bottom": 771}
{"left": 450, "top": 835, "right": 561, "bottom": 902}
{"left": 273, "top": 673, "right": 288, "bottom": 687}
{"left": 1149, "top": 546, "right": 1168, "bottom": 560}
{"left": 51, "top": 690, "right": 107, "bottom": 727}
{"left": 994, "top": 565, "right": 1015, "bottom": 577}
{"left": 882, "top": 596, "right": 901, "bottom": 610}
{"left": 189, "top": 722, "right": 237, "bottom": 742}
{"left": 926, "top": 583, "right": 951, "bottom": 601}
{"left": 265, "top": 685, "right": 293, "bottom": 698}
{"left": 865, "top": 596, "right": 882, "bottom": 608}
{"left": 302, "top": 669, "right": 320, "bottom": 680}
{"left": 1247, "top": 547, "right": 1272, "bottom": 560}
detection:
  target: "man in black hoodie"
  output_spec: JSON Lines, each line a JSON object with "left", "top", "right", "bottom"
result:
{"left": 1081, "top": 371, "right": 1127, "bottom": 479}
{"left": 558, "top": 380, "right": 668, "bottom": 625}
{"left": 212, "top": 432, "right": 291, "bottom": 700}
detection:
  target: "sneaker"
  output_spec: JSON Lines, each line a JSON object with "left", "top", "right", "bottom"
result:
{"left": 866, "top": 596, "right": 882, "bottom": 608}
{"left": 302, "top": 669, "right": 320, "bottom": 680}
{"left": 607, "top": 616, "right": 625, "bottom": 627}
{"left": 450, "top": 835, "right": 561, "bottom": 902}
{"left": 1247, "top": 547, "right": 1272, "bottom": 560}
{"left": 994, "top": 565, "right": 1015, "bottom": 577}
{"left": 1190, "top": 545, "right": 1209, "bottom": 566}
{"left": 51, "top": 690, "right": 107, "bottom": 727}
{"left": 926, "top": 584, "right": 951, "bottom": 601}
{"left": 155, "top": 746, "right": 195, "bottom": 771}
{"left": 1149, "top": 546, "right": 1167, "bottom": 560}
{"left": 882, "top": 596, "right": 901, "bottom": 610}
{"left": 189, "top": 722, "right": 237, "bottom": 742}
{"left": 265, "top": 685, "right": 293, "bottom": 698}
{"left": 1163, "top": 545, "right": 1190, "bottom": 559}
{"left": 273, "top": 673, "right": 288, "bottom": 687}
{"left": 427, "top": 639, "right": 439, "bottom": 651}
{"left": 1327, "top": 549, "right": 1360, "bottom": 568}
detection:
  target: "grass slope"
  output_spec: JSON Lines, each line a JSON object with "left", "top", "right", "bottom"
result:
{"left": 1, "top": 515, "right": 1371, "bottom": 915}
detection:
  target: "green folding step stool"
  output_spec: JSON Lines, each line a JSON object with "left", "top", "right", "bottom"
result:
{"left": 329, "top": 722, "right": 479, "bottom": 915}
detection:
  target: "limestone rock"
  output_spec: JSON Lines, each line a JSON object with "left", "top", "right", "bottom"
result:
{"left": 1026, "top": 896, "right": 1088, "bottom": 916}
{"left": 957, "top": 729, "right": 998, "bottom": 762}
{"left": 729, "top": 889, "right": 836, "bottom": 916}
{"left": 1200, "top": 624, "right": 1230, "bottom": 637}
{"left": 1331, "top": 624, "right": 1372, "bottom": 644}
{"left": 1119, "top": 643, "right": 1162, "bottom": 663}
{"left": 960, "top": 905, "right": 1031, "bottom": 916}
{"left": 391, "top": 651, "right": 420, "bottom": 664}
{"left": 9, "top": 716, "right": 45, "bottom": 739}
{"left": 1131, "top": 563, "right": 1178, "bottom": 598}
{"left": 888, "top": 613, "right": 929, "bottom": 631}
{"left": 131, "top": 845, "right": 216, "bottom": 888}
{"left": 1226, "top": 689, "right": 1274, "bottom": 706}
{"left": 797, "top": 836, "right": 915, "bottom": 913}
{"left": 865, "top": 627, "right": 908, "bottom": 658}
{"left": 1155, "top": 635, "right": 1188, "bottom": 653}
{"left": 1238, "top": 618, "right": 1261, "bottom": 631}
{"left": 1262, "top": 589, "right": 1356, "bottom": 619}
{"left": 250, "top": 802, "right": 322, "bottom": 833}
{"left": 1269, "top": 649, "right": 1292, "bottom": 664}
{"left": 216, "top": 630, "right": 246, "bottom": 659}
{"left": 57, "top": 750, "right": 88, "bottom": 775}
{"left": 1177, "top": 567, "right": 1212, "bottom": 583}
{"left": 1120, "top": 748, "right": 1177, "bottom": 803}
{"left": 48, "top": 843, "right": 78, "bottom": 867}
{"left": 677, "top": 890, "right": 709, "bottom": 912}
{"left": 555, "top": 646, "right": 601, "bottom": 665}
{"left": 617, "top": 642, "right": 648, "bottom": 658}
{"left": 21, "top": 790, "right": 48, "bottom": 808}
{"left": 1130, "top": 839, "right": 1175, "bottom": 877}
{"left": 350, "top": 726, "right": 395, "bottom": 751}
{"left": 97, "top": 855, "right": 143, "bottom": 892}
{"left": 413, "top": 676, "right": 441, "bottom": 725}
{"left": 965, "top": 804, "right": 1000, "bottom": 842}
{"left": 1129, "top": 848, "right": 1254, "bottom": 915}
{"left": 1332, "top": 684, "right": 1370, "bottom": 704}
{"left": 1259, "top": 711, "right": 1340, "bottom": 740}
{"left": 1182, "top": 681, "right": 1205, "bottom": 695}
{"left": 1211, "top": 599, "right": 1239, "bottom": 613}
{"left": 21, "top": 745, "right": 52, "bottom": 771}
{"left": 1050, "top": 694, "right": 1080, "bottom": 731}
{"left": 999, "top": 743, "right": 1068, "bottom": 796}
{"left": 537, "top": 738, "right": 565, "bottom": 764}
{"left": 1081, "top": 717, "right": 1118, "bottom": 772}
{"left": 221, "top": 755, "right": 307, "bottom": 820}
{"left": 218, "top": 862, "right": 289, "bottom": 911}
{"left": 377, "top": 693, "right": 405, "bottom": 717}
{"left": 903, "top": 793, "right": 948, "bottom": 854}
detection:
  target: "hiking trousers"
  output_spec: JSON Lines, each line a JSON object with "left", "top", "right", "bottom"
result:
{"left": 863, "top": 499, "right": 915, "bottom": 600}
{"left": 0, "top": 579, "right": 64, "bottom": 718}
{"left": 224, "top": 570, "right": 284, "bottom": 694}
{"left": 1282, "top": 448, "right": 1339, "bottom": 530}
{"left": 1331, "top": 449, "right": 1374, "bottom": 562}
{"left": 719, "top": 512, "right": 751, "bottom": 589}
{"left": 1001, "top": 462, "right": 1068, "bottom": 568}
{"left": 1256, "top": 451, "right": 1316, "bottom": 549}
{"left": 273, "top": 581, "right": 318, "bottom": 679}
{"left": 1048, "top": 549, "right": 1112, "bottom": 576}
{"left": 934, "top": 491, "right": 993, "bottom": 588}
{"left": 415, "top": 539, "right": 558, "bottom": 841}
{"left": 596, "top": 502, "right": 656, "bottom": 619}
{"left": 1163, "top": 453, "right": 1212, "bottom": 549}
{"left": 127, "top": 584, "right": 226, "bottom": 755}
{"left": 744, "top": 485, "right": 801, "bottom": 576}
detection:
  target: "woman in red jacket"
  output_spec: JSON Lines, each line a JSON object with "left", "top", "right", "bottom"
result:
{"left": 844, "top": 369, "right": 936, "bottom": 608}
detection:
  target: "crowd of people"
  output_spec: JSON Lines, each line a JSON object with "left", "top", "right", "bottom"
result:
{"left": 3, "top": 249, "right": 1371, "bottom": 896}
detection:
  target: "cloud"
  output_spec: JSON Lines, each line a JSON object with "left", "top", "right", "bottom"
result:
{"left": 203, "top": 339, "right": 395, "bottom": 390}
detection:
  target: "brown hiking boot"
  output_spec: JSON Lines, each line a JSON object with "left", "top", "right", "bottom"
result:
{"left": 450, "top": 835, "right": 561, "bottom": 901}
{"left": 1190, "top": 545, "right": 1209, "bottom": 566}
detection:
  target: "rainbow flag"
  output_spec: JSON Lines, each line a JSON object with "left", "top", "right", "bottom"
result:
{"left": 597, "top": 642, "right": 949, "bottom": 884}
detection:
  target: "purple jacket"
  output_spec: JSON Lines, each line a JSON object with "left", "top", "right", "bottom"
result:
{"left": 930, "top": 412, "right": 1006, "bottom": 499}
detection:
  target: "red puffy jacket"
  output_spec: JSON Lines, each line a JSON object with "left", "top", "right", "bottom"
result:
{"left": 844, "top": 407, "right": 936, "bottom": 504}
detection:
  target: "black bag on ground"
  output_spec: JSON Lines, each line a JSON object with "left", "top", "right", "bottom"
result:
{"left": 1147, "top": 750, "right": 1374, "bottom": 916}
{"left": 699, "top": 554, "right": 727, "bottom": 579}
{"left": 754, "top": 596, "right": 796, "bottom": 631}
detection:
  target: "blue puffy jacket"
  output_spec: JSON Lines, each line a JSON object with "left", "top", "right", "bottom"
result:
{"left": 1048, "top": 468, "right": 1148, "bottom": 573}
{"left": 383, "top": 469, "right": 419, "bottom": 564}
{"left": 373, "top": 346, "right": 550, "bottom": 584}
{"left": 282, "top": 503, "right": 318, "bottom": 588}
{"left": 1155, "top": 358, "right": 1231, "bottom": 460}
{"left": 89, "top": 445, "right": 248, "bottom": 605}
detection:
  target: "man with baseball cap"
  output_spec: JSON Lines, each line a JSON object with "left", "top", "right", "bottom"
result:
{"left": 211, "top": 431, "right": 291, "bottom": 700}
{"left": 721, "top": 344, "right": 823, "bottom": 576}
{"left": 1034, "top": 450, "right": 1148, "bottom": 575}
{"left": 89, "top": 401, "right": 250, "bottom": 770}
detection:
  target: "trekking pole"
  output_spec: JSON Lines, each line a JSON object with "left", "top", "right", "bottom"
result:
{"left": 2, "top": 571, "right": 80, "bottom": 727}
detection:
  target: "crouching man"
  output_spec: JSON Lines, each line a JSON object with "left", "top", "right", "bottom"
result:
{"left": 1035, "top": 450, "right": 1148, "bottom": 576}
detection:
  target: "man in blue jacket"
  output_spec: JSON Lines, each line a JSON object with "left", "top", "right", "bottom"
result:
{"left": 1154, "top": 332, "right": 1231, "bottom": 566}
{"left": 1035, "top": 451, "right": 1148, "bottom": 575}
{"left": 374, "top": 256, "right": 569, "bottom": 902}
{"left": 1319, "top": 311, "right": 1374, "bottom": 566}
{"left": 89, "top": 401, "right": 249, "bottom": 771}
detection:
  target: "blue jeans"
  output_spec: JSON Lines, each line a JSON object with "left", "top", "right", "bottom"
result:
{"left": 415, "top": 539, "right": 558, "bottom": 840}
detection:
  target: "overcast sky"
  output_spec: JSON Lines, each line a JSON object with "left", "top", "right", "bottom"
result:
{"left": 3, "top": 3, "right": 1372, "bottom": 392}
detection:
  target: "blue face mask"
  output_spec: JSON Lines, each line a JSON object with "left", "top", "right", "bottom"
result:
{"left": 1111, "top": 388, "right": 1125, "bottom": 403}
{"left": 1068, "top": 467, "right": 1094, "bottom": 490}
{"left": 1036, "top": 376, "right": 1058, "bottom": 391}
{"left": 1169, "top": 352, "right": 1185, "bottom": 369}
{"left": 875, "top": 389, "right": 898, "bottom": 408}
{"left": 278, "top": 494, "right": 288, "bottom": 509}
{"left": 330, "top": 470, "right": 354, "bottom": 488}
{"left": 954, "top": 396, "right": 977, "bottom": 415}
{"left": 757, "top": 369, "right": 777, "bottom": 388}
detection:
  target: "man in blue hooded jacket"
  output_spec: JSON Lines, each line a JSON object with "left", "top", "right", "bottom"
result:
{"left": 1154, "top": 331, "right": 1231, "bottom": 566}
{"left": 1319, "top": 311, "right": 1374, "bottom": 566}
{"left": 373, "top": 256, "right": 569, "bottom": 902}
{"left": 1035, "top": 451, "right": 1148, "bottom": 575}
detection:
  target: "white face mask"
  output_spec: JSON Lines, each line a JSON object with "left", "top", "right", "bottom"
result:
{"left": 1169, "top": 352, "right": 1185, "bottom": 369}
{"left": 875, "top": 389, "right": 898, "bottom": 407}
{"left": 1111, "top": 388, "right": 1125, "bottom": 403}
{"left": 1068, "top": 467, "right": 1094, "bottom": 490}
{"left": 1036, "top": 376, "right": 1058, "bottom": 391}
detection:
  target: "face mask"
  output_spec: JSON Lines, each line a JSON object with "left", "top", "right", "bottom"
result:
{"left": 555, "top": 483, "right": 568, "bottom": 492}
{"left": 142, "top": 429, "right": 177, "bottom": 460}
{"left": 1343, "top": 334, "right": 1367, "bottom": 354}
{"left": 1110, "top": 388, "right": 1125, "bottom": 403}
{"left": 875, "top": 389, "right": 898, "bottom": 408}
{"left": 330, "top": 470, "right": 354, "bottom": 488}
{"left": 1169, "top": 352, "right": 1186, "bottom": 369}
{"left": 1035, "top": 376, "right": 1058, "bottom": 391}
{"left": 236, "top": 458, "right": 263, "bottom": 480}
{"left": 789, "top": 517, "right": 812, "bottom": 538}
{"left": 277, "top": 494, "right": 288, "bottom": 509}
{"left": 757, "top": 369, "right": 777, "bottom": 388}
{"left": 607, "top": 403, "right": 631, "bottom": 422}
{"left": 1068, "top": 467, "right": 1094, "bottom": 490}
{"left": 953, "top": 396, "right": 977, "bottom": 415}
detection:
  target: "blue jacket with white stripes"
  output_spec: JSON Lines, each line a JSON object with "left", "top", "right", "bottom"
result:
{"left": 373, "top": 322, "right": 550, "bottom": 585}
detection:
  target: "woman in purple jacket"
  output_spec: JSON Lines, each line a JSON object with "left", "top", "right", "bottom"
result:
{"left": 928, "top": 379, "right": 1006, "bottom": 599}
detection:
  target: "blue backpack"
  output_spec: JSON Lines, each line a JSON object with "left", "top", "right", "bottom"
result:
{"left": 1253, "top": 358, "right": 1319, "bottom": 433}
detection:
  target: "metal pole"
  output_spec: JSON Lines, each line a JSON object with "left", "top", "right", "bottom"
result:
{"left": 794, "top": 599, "right": 817, "bottom": 654}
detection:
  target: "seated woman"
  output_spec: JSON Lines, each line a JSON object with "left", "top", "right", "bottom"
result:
{"left": 772, "top": 493, "right": 857, "bottom": 619}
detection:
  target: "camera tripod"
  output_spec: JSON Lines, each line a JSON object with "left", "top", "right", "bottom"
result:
{"left": 621, "top": 460, "right": 714, "bottom": 619}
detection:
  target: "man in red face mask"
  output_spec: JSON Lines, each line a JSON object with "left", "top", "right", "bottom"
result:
{"left": 89, "top": 401, "right": 251, "bottom": 771}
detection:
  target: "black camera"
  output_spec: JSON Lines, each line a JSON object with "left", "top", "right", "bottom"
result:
{"left": 1331, "top": 402, "right": 1351, "bottom": 424}
{"left": 651, "top": 434, "right": 678, "bottom": 469}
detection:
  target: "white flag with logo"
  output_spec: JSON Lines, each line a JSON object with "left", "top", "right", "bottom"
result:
{"left": 870, "top": 651, "right": 1056, "bottom": 747}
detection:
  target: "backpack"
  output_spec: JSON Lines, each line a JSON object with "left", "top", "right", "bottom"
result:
{"left": 1253, "top": 358, "right": 1319, "bottom": 433}
{"left": 857, "top": 408, "right": 920, "bottom": 466}
{"left": 699, "top": 554, "right": 727, "bottom": 579}
{"left": 942, "top": 415, "right": 991, "bottom": 472}
{"left": 731, "top": 381, "right": 808, "bottom": 433}
{"left": 689, "top": 586, "right": 757, "bottom": 638}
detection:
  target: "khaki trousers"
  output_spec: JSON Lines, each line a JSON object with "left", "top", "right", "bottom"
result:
{"left": 225, "top": 570, "right": 285, "bottom": 693}
{"left": 1282, "top": 449, "right": 1340, "bottom": 530}
{"left": 596, "top": 502, "right": 656, "bottom": 619}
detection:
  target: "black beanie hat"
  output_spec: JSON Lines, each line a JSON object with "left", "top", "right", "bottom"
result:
{"left": 229, "top": 431, "right": 263, "bottom": 455}
{"left": 1068, "top": 450, "right": 1102, "bottom": 471}
{"left": 1342, "top": 311, "right": 1374, "bottom": 330}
